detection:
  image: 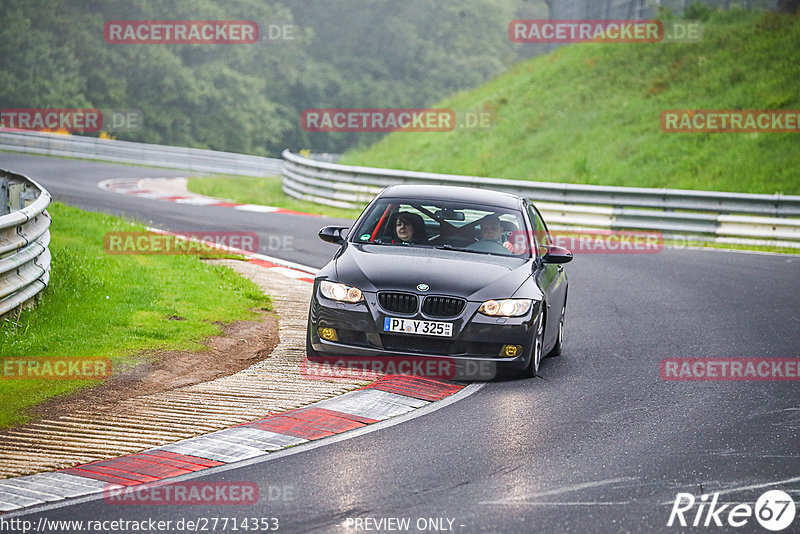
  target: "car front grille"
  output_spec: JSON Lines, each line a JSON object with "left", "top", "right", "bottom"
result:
{"left": 380, "top": 334, "right": 504, "bottom": 357}
{"left": 378, "top": 292, "right": 418, "bottom": 314}
{"left": 381, "top": 334, "right": 453, "bottom": 354}
{"left": 422, "top": 296, "right": 466, "bottom": 318}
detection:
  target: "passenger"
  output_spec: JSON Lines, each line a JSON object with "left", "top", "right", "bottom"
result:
{"left": 478, "top": 215, "right": 516, "bottom": 253}
{"left": 393, "top": 212, "right": 428, "bottom": 244}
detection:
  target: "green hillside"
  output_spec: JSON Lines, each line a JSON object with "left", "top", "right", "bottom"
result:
{"left": 342, "top": 9, "right": 800, "bottom": 195}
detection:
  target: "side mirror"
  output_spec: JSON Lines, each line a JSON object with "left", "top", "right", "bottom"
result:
{"left": 542, "top": 245, "right": 573, "bottom": 264}
{"left": 318, "top": 226, "right": 349, "bottom": 245}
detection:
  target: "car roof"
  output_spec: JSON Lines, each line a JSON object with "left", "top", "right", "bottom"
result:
{"left": 378, "top": 184, "right": 524, "bottom": 210}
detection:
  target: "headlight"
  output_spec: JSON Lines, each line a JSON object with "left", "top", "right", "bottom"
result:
{"left": 320, "top": 280, "right": 364, "bottom": 303}
{"left": 479, "top": 299, "right": 533, "bottom": 317}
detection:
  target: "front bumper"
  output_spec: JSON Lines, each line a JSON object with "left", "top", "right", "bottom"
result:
{"left": 308, "top": 286, "right": 540, "bottom": 379}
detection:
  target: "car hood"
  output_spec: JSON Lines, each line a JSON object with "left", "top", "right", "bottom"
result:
{"left": 332, "top": 244, "right": 534, "bottom": 300}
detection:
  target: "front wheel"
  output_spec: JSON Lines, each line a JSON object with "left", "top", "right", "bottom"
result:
{"left": 545, "top": 305, "right": 564, "bottom": 358}
{"left": 519, "top": 308, "right": 545, "bottom": 378}
{"left": 306, "top": 327, "right": 321, "bottom": 359}
{"left": 305, "top": 314, "right": 323, "bottom": 360}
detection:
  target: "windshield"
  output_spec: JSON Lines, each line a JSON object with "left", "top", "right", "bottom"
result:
{"left": 350, "top": 199, "right": 532, "bottom": 257}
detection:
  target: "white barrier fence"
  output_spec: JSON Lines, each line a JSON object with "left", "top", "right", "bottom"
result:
{"left": 0, "top": 170, "right": 51, "bottom": 317}
{"left": 281, "top": 150, "right": 800, "bottom": 248}
{"left": 2, "top": 130, "right": 796, "bottom": 252}
{"left": 0, "top": 130, "right": 283, "bottom": 177}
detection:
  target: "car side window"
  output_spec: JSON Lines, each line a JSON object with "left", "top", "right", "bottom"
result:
{"left": 527, "top": 204, "right": 552, "bottom": 256}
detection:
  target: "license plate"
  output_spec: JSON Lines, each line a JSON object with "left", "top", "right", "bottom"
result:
{"left": 383, "top": 317, "right": 453, "bottom": 337}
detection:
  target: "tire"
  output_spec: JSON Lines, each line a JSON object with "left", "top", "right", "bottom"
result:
{"left": 520, "top": 307, "right": 545, "bottom": 378}
{"left": 545, "top": 304, "right": 565, "bottom": 358}
{"left": 305, "top": 315, "right": 322, "bottom": 359}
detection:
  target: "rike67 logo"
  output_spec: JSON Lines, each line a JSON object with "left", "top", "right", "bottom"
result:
{"left": 668, "top": 490, "right": 796, "bottom": 531}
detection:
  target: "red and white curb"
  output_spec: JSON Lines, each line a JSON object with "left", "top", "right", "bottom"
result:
{"left": 0, "top": 376, "right": 464, "bottom": 512}
{"left": 98, "top": 177, "right": 318, "bottom": 217}
{"left": 0, "top": 231, "right": 473, "bottom": 514}
{"left": 144, "top": 226, "right": 318, "bottom": 283}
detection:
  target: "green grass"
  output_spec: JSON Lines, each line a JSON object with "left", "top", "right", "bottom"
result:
{"left": 0, "top": 202, "right": 271, "bottom": 428}
{"left": 186, "top": 175, "right": 363, "bottom": 220}
{"left": 663, "top": 239, "right": 800, "bottom": 255}
{"left": 342, "top": 9, "right": 800, "bottom": 195}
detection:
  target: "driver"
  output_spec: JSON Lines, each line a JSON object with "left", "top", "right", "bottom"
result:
{"left": 478, "top": 215, "right": 516, "bottom": 253}
{"left": 393, "top": 212, "right": 428, "bottom": 244}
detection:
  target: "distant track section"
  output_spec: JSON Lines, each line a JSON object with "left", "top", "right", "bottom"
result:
{"left": 0, "top": 130, "right": 283, "bottom": 177}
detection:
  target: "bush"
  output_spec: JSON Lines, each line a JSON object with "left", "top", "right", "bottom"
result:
{"left": 684, "top": 2, "right": 715, "bottom": 22}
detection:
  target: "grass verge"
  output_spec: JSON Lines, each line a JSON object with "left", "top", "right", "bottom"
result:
{"left": 341, "top": 9, "right": 800, "bottom": 195}
{"left": 0, "top": 202, "right": 271, "bottom": 428}
{"left": 663, "top": 239, "right": 800, "bottom": 255}
{"left": 186, "top": 175, "right": 363, "bottom": 220}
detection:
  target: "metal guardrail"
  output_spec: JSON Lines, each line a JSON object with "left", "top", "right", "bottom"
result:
{"left": 0, "top": 130, "right": 284, "bottom": 177}
{"left": 281, "top": 150, "right": 800, "bottom": 247}
{"left": 0, "top": 170, "right": 51, "bottom": 318}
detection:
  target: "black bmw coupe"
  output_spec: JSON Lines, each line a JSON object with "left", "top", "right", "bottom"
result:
{"left": 306, "top": 184, "right": 572, "bottom": 379}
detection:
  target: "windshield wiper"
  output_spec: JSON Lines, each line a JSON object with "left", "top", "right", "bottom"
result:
{"left": 358, "top": 241, "right": 400, "bottom": 247}
{"left": 434, "top": 244, "right": 492, "bottom": 255}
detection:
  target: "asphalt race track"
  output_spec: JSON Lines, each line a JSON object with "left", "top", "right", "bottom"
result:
{"left": 0, "top": 153, "right": 345, "bottom": 268}
{"left": 3, "top": 152, "right": 800, "bottom": 533}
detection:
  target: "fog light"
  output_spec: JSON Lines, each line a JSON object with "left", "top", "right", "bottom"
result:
{"left": 501, "top": 345, "right": 521, "bottom": 357}
{"left": 319, "top": 327, "right": 338, "bottom": 341}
